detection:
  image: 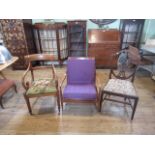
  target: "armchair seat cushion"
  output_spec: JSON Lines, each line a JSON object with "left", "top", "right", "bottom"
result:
{"left": 63, "top": 84, "right": 97, "bottom": 100}
{"left": 26, "top": 78, "right": 57, "bottom": 96}
{"left": 103, "top": 79, "right": 137, "bottom": 97}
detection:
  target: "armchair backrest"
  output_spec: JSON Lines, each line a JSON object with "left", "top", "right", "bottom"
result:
{"left": 24, "top": 54, "right": 56, "bottom": 80}
{"left": 67, "top": 57, "right": 96, "bottom": 85}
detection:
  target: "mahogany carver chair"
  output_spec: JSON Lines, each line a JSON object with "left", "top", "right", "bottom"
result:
{"left": 22, "top": 54, "right": 60, "bottom": 115}
{"left": 100, "top": 47, "right": 140, "bottom": 120}
{"left": 60, "top": 57, "right": 101, "bottom": 112}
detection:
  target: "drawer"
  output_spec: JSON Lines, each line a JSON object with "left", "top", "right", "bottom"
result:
{"left": 88, "top": 43, "right": 120, "bottom": 48}
{"left": 88, "top": 51, "right": 117, "bottom": 58}
{"left": 96, "top": 58, "right": 117, "bottom": 68}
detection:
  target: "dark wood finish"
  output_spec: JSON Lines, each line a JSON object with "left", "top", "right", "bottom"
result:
{"left": 120, "top": 19, "right": 145, "bottom": 49}
{"left": 22, "top": 54, "right": 60, "bottom": 114}
{"left": 67, "top": 20, "right": 86, "bottom": 57}
{"left": 0, "top": 19, "right": 36, "bottom": 69}
{"left": 88, "top": 29, "right": 121, "bottom": 68}
{"left": 100, "top": 48, "right": 139, "bottom": 120}
{"left": 33, "top": 23, "right": 68, "bottom": 65}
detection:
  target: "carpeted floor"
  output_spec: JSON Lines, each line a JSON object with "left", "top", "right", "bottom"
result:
{"left": 0, "top": 67, "right": 155, "bottom": 134}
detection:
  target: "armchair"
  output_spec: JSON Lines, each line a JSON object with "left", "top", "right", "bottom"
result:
{"left": 60, "top": 57, "right": 101, "bottom": 112}
{"left": 22, "top": 54, "right": 60, "bottom": 115}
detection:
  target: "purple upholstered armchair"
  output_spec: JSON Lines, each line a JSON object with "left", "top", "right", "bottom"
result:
{"left": 60, "top": 57, "right": 101, "bottom": 111}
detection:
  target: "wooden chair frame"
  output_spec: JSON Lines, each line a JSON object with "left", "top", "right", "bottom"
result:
{"left": 22, "top": 54, "right": 60, "bottom": 115}
{"left": 60, "top": 73, "right": 102, "bottom": 112}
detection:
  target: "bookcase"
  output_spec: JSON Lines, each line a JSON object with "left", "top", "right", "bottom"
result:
{"left": 33, "top": 23, "right": 68, "bottom": 65}
{"left": 0, "top": 19, "right": 36, "bottom": 69}
{"left": 67, "top": 20, "right": 86, "bottom": 57}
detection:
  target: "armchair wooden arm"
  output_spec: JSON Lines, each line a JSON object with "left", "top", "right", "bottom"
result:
{"left": 60, "top": 74, "right": 67, "bottom": 90}
{"left": 22, "top": 63, "right": 32, "bottom": 90}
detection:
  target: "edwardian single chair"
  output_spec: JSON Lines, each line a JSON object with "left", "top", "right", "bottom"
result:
{"left": 60, "top": 57, "right": 101, "bottom": 111}
{"left": 100, "top": 47, "right": 140, "bottom": 120}
{"left": 22, "top": 54, "right": 60, "bottom": 115}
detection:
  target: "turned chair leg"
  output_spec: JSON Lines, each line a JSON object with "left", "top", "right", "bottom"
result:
{"left": 0, "top": 97, "right": 4, "bottom": 109}
{"left": 24, "top": 93, "right": 32, "bottom": 115}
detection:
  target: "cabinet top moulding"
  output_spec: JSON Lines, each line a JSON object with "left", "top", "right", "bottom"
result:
{"left": 33, "top": 22, "right": 67, "bottom": 30}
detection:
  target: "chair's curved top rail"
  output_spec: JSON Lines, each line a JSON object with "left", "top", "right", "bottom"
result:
{"left": 25, "top": 54, "right": 57, "bottom": 62}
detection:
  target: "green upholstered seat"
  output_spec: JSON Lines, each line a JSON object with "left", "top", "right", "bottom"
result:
{"left": 26, "top": 78, "right": 57, "bottom": 96}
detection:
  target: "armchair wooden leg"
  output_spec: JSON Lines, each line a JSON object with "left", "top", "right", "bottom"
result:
{"left": 24, "top": 93, "right": 32, "bottom": 115}
{"left": 57, "top": 92, "right": 60, "bottom": 114}
{"left": 99, "top": 91, "right": 103, "bottom": 112}
{"left": 131, "top": 98, "right": 138, "bottom": 120}
{"left": 0, "top": 97, "right": 4, "bottom": 109}
{"left": 60, "top": 90, "right": 63, "bottom": 111}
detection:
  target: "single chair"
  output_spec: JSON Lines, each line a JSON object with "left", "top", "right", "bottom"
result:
{"left": 22, "top": 54, "right": 60, "bottom": 115}
{"left": 60, "top": 57, "right": 101, "bottom": 112}
{"left": 100, "top": 48, "right": 139, "bottom": 120}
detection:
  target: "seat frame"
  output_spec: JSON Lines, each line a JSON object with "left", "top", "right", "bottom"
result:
{"left": 22, "top": 54, "right": 60, "bottom": 115}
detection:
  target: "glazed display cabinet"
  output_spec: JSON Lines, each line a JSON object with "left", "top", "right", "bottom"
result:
{"left": 0, "top": 19, "right": 36, "bottom": 69}
{"left": 67, "top": 20, "right": 86, "bottom": 57}
{"left": 120, "top": 19, "right": 145, "bottom": 49}
{"left": 33, "top": 23, "right": 68, "bottom": 65}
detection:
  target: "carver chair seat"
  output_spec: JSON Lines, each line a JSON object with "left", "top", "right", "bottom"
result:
{"left": 26, "top": 78, "right": 57, "bottom": 96}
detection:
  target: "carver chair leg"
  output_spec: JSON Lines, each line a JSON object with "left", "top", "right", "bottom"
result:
{"left": 57, "top": 92, "right": 60, "bottom": 114}
{"left": 60, "top": 90, "right": 63, "bottom": 111}
{"left": 24, "top": 93, "right": 32, "bottom": 115}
